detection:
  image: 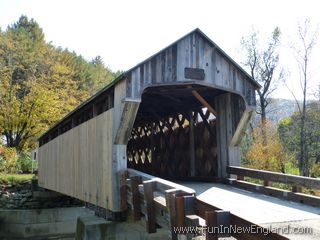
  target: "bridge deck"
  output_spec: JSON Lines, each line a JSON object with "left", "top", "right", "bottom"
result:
{"left": 178, "top": 182, "right": 320, "bottom": 239}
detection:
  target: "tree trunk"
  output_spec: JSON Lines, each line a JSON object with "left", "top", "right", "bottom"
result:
{"left": 260, "top": 98, "right": 267, "bottom": 146}
{"left": 299, "top": 57, "right": 308, "bottom": 177}
{"left": 259, "top": 95, "right": 268, "bottom": 169}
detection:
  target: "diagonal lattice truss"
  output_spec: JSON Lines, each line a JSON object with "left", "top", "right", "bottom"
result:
{"left": 127, "top": 107, "right": 217, "bottom": 180}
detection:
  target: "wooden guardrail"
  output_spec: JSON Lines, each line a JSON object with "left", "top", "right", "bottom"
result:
{"left": 126, "top": 169, "right": 195, "bottom": 233}
{"left": 126, "top": 168, "right": 288, "bottom": 240}
{"left": 227, "top": 166, "right": 320, "bottom": 206}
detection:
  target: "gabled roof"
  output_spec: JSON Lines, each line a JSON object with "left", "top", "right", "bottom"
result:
{"left": 39, "top": 28, "right": 260, "bottom": 140}
{"left": 126, "top": 28, "right": 260, "bottom": 88}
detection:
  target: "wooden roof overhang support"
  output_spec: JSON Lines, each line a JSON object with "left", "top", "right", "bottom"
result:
{"left": 114, "top": 98, "right": 141, "bottom": 144}
{"left": 190, "top": 89, "right": 218, "bottom": 116}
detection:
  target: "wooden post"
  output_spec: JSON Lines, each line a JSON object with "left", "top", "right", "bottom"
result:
{"left": 237, "top": 175, "right": 244, "bottom": 181}
{"left": 119, "top": 171, "right": 128, "bottom": 211}
{"left": 175, "top": 196, "right": 185, "bottom": 227}
{"left": 264, "top": 180, "right": 272, "bottom": 187}
{"left": 292, "top": 185, "right": 301, "bottom": 193}
{"left": 175, "top": 195, "right": 188, "bottom": 240}
{"left": 130, "top": 176, "right": 142, "bottom": 221}
{"left": 205, "top": 211, "right": 218, "bottom": 240}
{"left": 189, "top": 111, "right": 196, "bottom": 177}
{"left": 143, "top": 180, "right": 156, "bottom": 233}
{"left": 186, "top": 215, "right": 200, "bottom": 240}
{"left": 165, "top": 189, "right": 181, "bottom": 240}
{"left": 183, "top": 195, "right": 195, "bottom": 215}
{"left": 183, "top": 195, "right": 196, "bottom": 240}
{"left": 205, "top": 210, "right": 230, "bottom": 240}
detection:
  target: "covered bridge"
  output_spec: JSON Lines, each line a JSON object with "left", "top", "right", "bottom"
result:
{"left": 38, "top": 28, "right": 259, "bottom": 216}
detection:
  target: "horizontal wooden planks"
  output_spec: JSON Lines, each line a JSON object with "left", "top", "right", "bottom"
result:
{"left": 227, "top": 166, "right": 320, "bottom": 190}
{"left": 227, "top": 179, "right": 320, "bottom": 207}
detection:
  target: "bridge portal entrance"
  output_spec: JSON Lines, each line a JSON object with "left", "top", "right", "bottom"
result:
{"left": 127, "top": 84, "right": 233, "bottom": 181}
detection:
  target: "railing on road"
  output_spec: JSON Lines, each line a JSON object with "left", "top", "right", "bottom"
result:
{"left": 126, "top": 168, "right": 288, "bottom": 240}
{"left": 227, "top": 166, "right": 320, "bottom": 206}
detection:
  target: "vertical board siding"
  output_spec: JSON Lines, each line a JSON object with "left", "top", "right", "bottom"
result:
{"left": 214, "top": 93, "right": 245, "bottom": 178}
{"left": 38, "top": 30, "right": 257, "bottom": 214}
{"left": 125, "top": 31, "right": 256, "bottom": 106}
{"left": 38, "top": 109, "right": 113, "bottom": 209}
{"left": 127, "top": 44, "right": 179, "bottom": 99}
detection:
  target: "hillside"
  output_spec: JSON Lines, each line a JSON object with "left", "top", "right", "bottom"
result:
{"left": 253, "top": 98, "right": 319, "bottom": 124}
{"left": 265, "top": 98, "right": 299, "bottom": 123}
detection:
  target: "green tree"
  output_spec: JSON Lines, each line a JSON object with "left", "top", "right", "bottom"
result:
{"left": 289, "top": 19, "right": 318, "bottom": 176}
{"left": 0, "top": 16, "right": 86, "bottom": 151}
{"left": 0, "top": 16, "right": 120, "bottom": 152}
{"left": 278, "top": 102, "right": 320, "bottom": 177}
{"left": 88, "top": 55, "right": 115, "bottom": 94}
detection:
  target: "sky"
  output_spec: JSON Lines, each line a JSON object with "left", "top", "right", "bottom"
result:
{"left": 0, "top": 0, "right": 319, "bottom": 100}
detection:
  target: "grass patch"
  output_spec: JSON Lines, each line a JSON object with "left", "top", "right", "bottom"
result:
{"left": 244, "top": 177, "right": 263, "bottom": 185}
{"left": 0, "top": 173, "right": 34, "bottom": 185}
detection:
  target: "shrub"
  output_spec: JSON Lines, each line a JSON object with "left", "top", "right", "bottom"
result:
{"left": 17, "top": 152, "right": 34, "bottom": 173}
{"left": 0, "top": 155, "right": 5, "bottom": 172}
{"left": 243, "top": 121, "right": 289, "bottom": 172}
{"left": 0, "top": 147, "right": 18, "bottom": 173}
{"left": 310, "top": 162, "right": 320, "bottom": 178}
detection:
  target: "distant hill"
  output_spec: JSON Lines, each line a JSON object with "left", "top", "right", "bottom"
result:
{"left": 253, "top": 98, "right": 299, "bottom": 124}
{"left": 267, "top": 98, "right": 300, "bottom": 123}
{"left": 253, "top": 98, "right": 320, "bottom": 124}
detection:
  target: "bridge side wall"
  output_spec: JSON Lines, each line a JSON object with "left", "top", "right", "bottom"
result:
{"left": 38, "top": 31, "right": 257, "bottom": 213}
{"left": 38, "top": 109, "right": 114, "bottom": 209}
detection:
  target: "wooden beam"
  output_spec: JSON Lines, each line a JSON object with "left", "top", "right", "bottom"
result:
{"left": 227, "top": 166, "right": 320, "bottom": 190}
{"left": 114, "top": 98, "right": 140, "bottom": 144}
{"left": 152, "top": 92, "right": 183, "bottom": 104}
{"left": 191, "top": 90, "right": 217, "bottom": 116}
{"left": 227, "top": 178, "right": 320, "bottom": 207}
{"left": 230, "top": 107, "right": 255, "bottom": 147}
{"left": 189, "top": 111, "right": 196, "bottom": 177}
{"left": 127, "top": 168, "right": 195, "bottom": 195}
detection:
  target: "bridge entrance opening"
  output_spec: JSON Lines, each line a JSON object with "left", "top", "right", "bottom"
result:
{"left": 127, "top": 84, "right": 230, "bottom": 181}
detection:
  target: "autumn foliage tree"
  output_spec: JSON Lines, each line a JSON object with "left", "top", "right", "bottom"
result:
{"left": 243, "top": 121, "right": 288, "bottom": 172}
{"left": 0, "top": 16, "right": 117, "bottom": 152}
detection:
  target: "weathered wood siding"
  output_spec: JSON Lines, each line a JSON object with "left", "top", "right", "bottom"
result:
{"left": 38, "top": 29, "right": 258, "bottom": 213}
{"left": 38, "top": 109, "right": 113, "bottom": 209}
{"left": 126, "top": 31, "right": 256, "bottom": 106}
{"left": 214, "top": 93, "right": 248, "bottom": 178}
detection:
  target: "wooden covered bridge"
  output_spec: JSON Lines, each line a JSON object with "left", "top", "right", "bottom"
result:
{"left": 38, "top": 29, "right": 320, "bottom": 239}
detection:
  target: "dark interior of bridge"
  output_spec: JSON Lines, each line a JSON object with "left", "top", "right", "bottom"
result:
{"left": 127, "top": 84, "right": 226, "bottom": 181}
